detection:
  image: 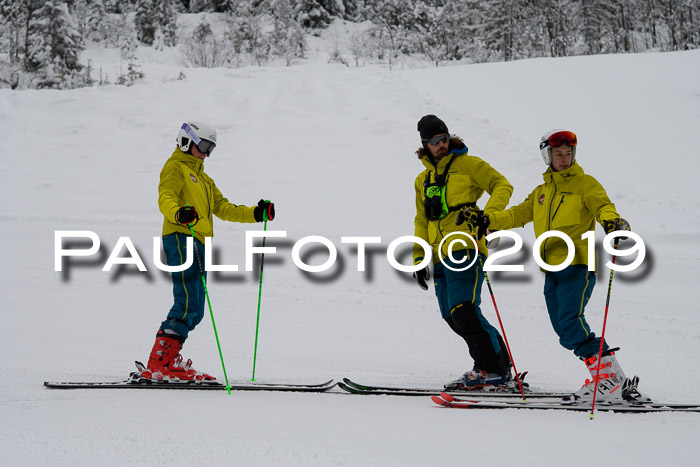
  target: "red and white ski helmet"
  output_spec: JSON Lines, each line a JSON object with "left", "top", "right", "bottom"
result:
{"left": 539, "top": 129, "right": 577, "bottom": 166}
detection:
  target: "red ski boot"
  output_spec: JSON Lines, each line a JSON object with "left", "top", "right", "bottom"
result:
{"left": 142, "top": 331, "right": 215, "bottom": 382}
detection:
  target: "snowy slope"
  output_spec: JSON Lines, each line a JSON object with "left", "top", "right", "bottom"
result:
{"left": 2, "top": 29, "right": 700, "bottom": 466}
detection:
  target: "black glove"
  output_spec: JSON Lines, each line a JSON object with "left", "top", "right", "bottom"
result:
{"left": 254, "top": 199, "right": 275, "bottom": 222}
{"left": 455, "top": 207, "right": 490, "bottom": 240}
{"left": 412, "top": 267, "right": 431, "bottom": 291}
{"left": 175, "top": 205, "right": 198, "bottom": 225}
{"left": 603, "top": 218, "right": 630, "bottom": 240}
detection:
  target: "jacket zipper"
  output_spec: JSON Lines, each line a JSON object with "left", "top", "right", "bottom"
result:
{"left": 197, "top": 165, "right": 211, "bottom": 218}
{"left": 551, "top": 197, "right": 564, "bottom": 223}
{"left": 204, "top": 179, "right": 211, "bottom": 217}
{"left": 542, "top": 181, "right": 559, "bottom": 264}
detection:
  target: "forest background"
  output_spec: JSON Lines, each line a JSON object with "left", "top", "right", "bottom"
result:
{"left": 2, "top": 0, "right": 699, "bottom": 90}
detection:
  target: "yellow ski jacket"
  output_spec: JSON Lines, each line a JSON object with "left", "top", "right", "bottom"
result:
{"left": 158, "top": 148, "right": 257, "bottom": 244}
{"left": 488, "top": 163, "right": 620, "bottom": 270}
{"left": 413, "top": 144, "right": 513, "bottom": 264}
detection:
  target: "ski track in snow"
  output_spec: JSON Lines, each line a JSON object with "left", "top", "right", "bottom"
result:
{"left": 2, "top": 24, "right": 700, "bottom": 467}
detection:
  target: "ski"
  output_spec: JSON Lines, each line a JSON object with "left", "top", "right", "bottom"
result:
{"left": 45, "top": 377, "right": 336, "bottom": 392}
{"left": 432, "top": 392, "right": 700, "bottom": 413}
{"left": 442, "top": 391, "right": 700, "bottom": 409}
{"left": 44, "top": 377, "right": 337, "bottom": 392}
{"left": 45, "top": 364, "right": 336, "bottom": 392}
{"left": 339, "top": 376, "right": 568, "bottom": 399}
{"left": 338, "top": 372, "right": 570, "bottom": 399}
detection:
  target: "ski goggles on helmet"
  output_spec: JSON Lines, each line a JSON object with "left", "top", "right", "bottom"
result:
{"left": 540, "top": 131, "right": 577, "bottom": 150}
{"left": 195, "top": 138, "right": 216, "bottom": 154}
{"left": 422, "top": 134, "right": 450, "bottom": 146}
{"left": 181, "top": 123, "right": 216, "bottom": 155}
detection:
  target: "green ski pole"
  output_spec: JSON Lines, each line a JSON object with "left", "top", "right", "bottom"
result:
{"left": 251, "top": 204, "right": 270, "bottom": 381}
{"left": 185, "top": 211, "right": 232, "bottom": 394}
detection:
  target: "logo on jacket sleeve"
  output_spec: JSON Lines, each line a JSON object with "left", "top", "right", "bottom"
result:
{"left": 189, "top": 173, "right": 198, "bottom": 183}
{"left": 538, "top": 194, "right": 545, "bottom": 205}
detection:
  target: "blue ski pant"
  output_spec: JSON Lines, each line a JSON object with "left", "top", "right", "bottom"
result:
{"left": 543, "top": 264, "right": 608, "bottom": 358}
{"left": 159, "top": 232, "right": 207, "bottom": 340}
{"left": 433, "top": 249, "right": 508, "bottom": 373}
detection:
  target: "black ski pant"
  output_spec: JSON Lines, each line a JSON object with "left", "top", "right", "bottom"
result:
{"left": 446, "top": 302, "right": 511, "bottom": 375}
{"left": 432, "top": 250, "right": 510, "bottom": 375}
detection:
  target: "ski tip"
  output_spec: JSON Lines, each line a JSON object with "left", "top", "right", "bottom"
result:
{"left": 440, "top": 392, "right": 456, "bottom": 403}
{"left": 431, "top": 395, "right": 450, "bottom": 407}
{"left": 341, "top": 378, "right": 367, "bottom": 390}
{"left": 337, "top": 382, "right": 364, "bottom": 394}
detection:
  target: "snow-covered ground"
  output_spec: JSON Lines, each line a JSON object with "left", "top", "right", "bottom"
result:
{"left": 2, "top": 21, "right": 700, "bottom": 466}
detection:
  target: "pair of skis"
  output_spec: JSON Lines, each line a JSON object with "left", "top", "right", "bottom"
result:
{"left": 431, "top": 392, "right": 700, "bottom": 413}
{"left": 340, "top": 378, "right": 700, "bottom": 413}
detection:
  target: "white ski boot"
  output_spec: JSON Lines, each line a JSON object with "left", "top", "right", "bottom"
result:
{"left": 563, "top": 349, "right": 629, "bottom": 405}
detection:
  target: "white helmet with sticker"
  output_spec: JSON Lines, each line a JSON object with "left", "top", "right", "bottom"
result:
{"left": 177, "top": 120, "right": 217, "bottom": 156}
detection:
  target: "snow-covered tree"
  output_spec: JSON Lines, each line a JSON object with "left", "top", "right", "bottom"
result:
{"left": 102, "top": 12, "right": 132, "bottom": 48}
{"left": 659, "top": 0, "right": 700, "bottom": 51}
{"left": 537, "top": 0, "right": 574, "bottom": 57}
{"left": 637, "top": 0, "right": 661, "bottom": 49}
{"left": 154, "top": 0, "right": 179, "bottom": 47}
{"left": 188, "top": 0, "right": 208, "bottom": 12}
{"left": 0, "top": 2, "right": 23, "bottom": 70}
{"left": 269, "top": 0, "right": 307, "bottom": 63}
{"left": 103, "top": 0, "right": 136, "bottom": 14}
{"left": 347, "top": 30, "right": 369, "bottom": 66}
{"left": 180, "top": 16, "right": 232, "bottom": 67}
{"left": 134, "top": 0, "right": 157, "bottom": 45}
{"left": 413, "top": 2, "right": 445, "bottom": 65}
{"left": 295, "top": 0, "right": 333, "bottom": 30}
{"left": 134, "top": 0, "right": 178, "bottom": 47}
{"left": 25, "top": 0, "right": 84, "bottom": 88}
{"left": 117, "top": 28, "right": 145, "bottom": 85}
{"left": 226, "top": 5, "right": 271, "bottom": 66}
{"left": 72, "top": 0, "right": 107, "bottom": 42}
{"left": 364, "top": 0, "right": 417, "bottom": 68}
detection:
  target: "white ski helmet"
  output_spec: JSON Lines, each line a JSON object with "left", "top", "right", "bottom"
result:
{"left": 177, "top": 120, "right": 217, "bottom": 156}
{"left": 539, "top": 129, "right": 577, "bottom": 166}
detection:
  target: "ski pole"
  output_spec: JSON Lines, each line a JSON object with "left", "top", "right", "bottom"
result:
{"left": 590, "top": 238, "right": 620, "bottom": 419}
{"left": 457, "top": 209, "right": 526, "bottom": 399}
{"left": 476, "top": 254, "right": 527, "bottom": 401}
{"left": 251, "top": 205, "right": 270, "bottom": 381}
{"left": 187, "top": 219, "right": 232, "bottom": 395}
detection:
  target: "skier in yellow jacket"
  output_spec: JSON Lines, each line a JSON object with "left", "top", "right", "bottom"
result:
{"left": 411, "top": 115, "right": 515, "bottom": 390}
{"left": 142, "top": 120, "right": 275, "bottom": 381}
{"left": 461, "top": 129, "right": 647, "bottom": 403}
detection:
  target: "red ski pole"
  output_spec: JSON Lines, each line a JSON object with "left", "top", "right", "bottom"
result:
{"left": 590, "top": 238, "right": 620, "bottom": 419}
{"left": 477, "top": 255, "right": 527, "bottom": 401}
{"left": 457, "top": 208, "right": 526, "bottom": 400}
